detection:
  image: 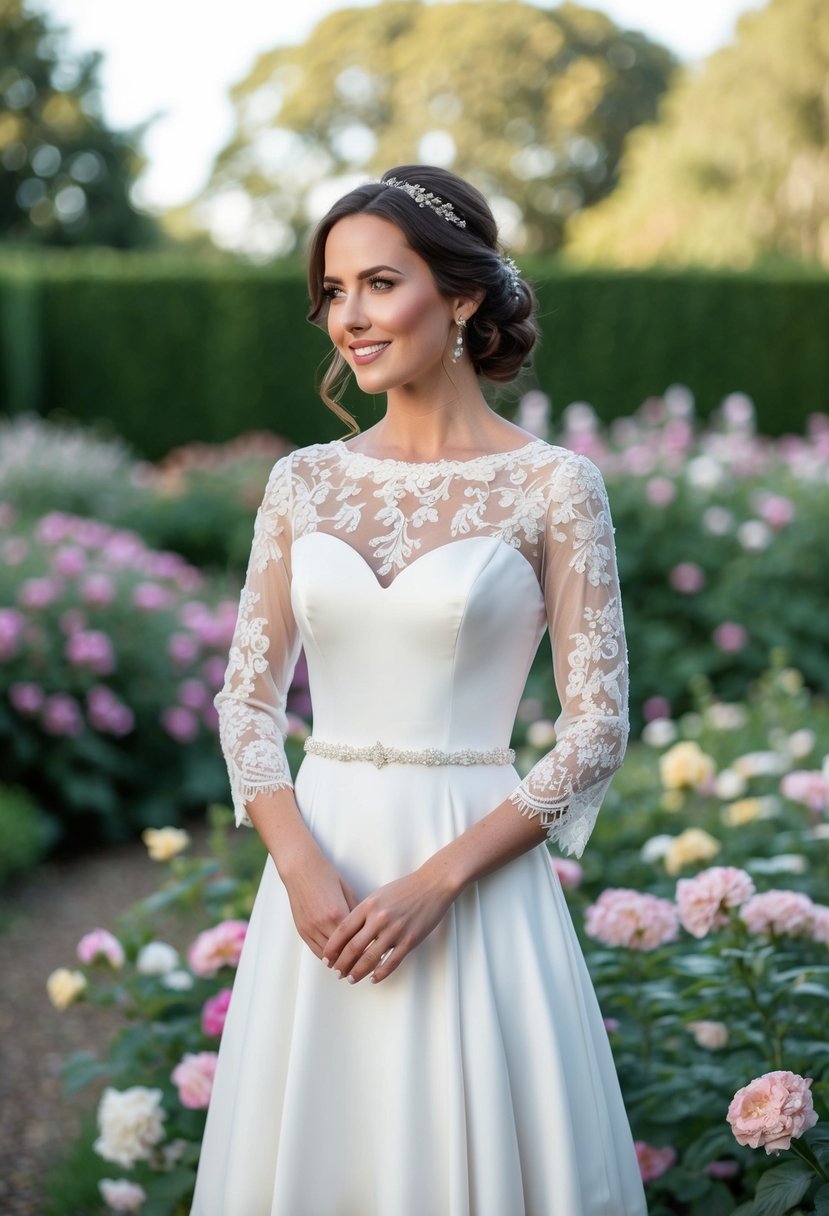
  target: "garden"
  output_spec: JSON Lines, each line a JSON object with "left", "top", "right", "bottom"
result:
{"left": 2, "top": 387, "right": 829, "bottom": 1215}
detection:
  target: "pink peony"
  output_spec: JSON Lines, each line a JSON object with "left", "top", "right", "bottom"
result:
{"left": 780, "top": 769, "right": 829, "bottom": 814}
{"left": 727, "top": 1071, "right": 818, "bottom": 1154}
{"left": 52, "top": 545, "right": 88, "bottom": 577}
{"left": 550, "top": 857, "right": 583, "bottom": 889}
{"left": 18, "top": 575, "right": 63, "bottom": 609}
{"left": 756, "top": 493, "right": 796, "bottom": 530}
{"left": 643, "top": 695, "right": 671, "bottom": 723}
{"left": 634, "top": 1141, "right": 677, "bottom": 1182}
{"left": 133, "top": 581, "right": 174, "bottom": 611}
{"left": 669, "top": 562, "right": 705, "bottom": 594}
{"left": 0, "top": 608, "right": 25, "bottom": 660}
{"left": 178, "top": 678, "right": 210, "bottom": 709}
{"left": 740, "top": 890, "right": 815, "bottom": 938}
{"left": 161, "top": 705, "right": 199, "bottom": 743}
{"left": 77, "top": 929, "right": 125, "bottom": 969}
{"left": 80, "top": 572, "right": 116, "bottom": 607}
{"left": 41, "top": 692, "right": 84, "bottom": 737}
{"left": 168, "top": 631, "right": 200, "bottom": 665}
{"left": 812, "top": 904, "right": 829, "bottom": 946}
{"left": 98, "top": 1178, "right": 147, "bottom": 1211}
{"left": 676, "top": 866, "right": 756, "bottom": 938}
{"left": 585, "top": 888, "right": 679, "bottom": 952}
{"left": 201, "top": 988, "right": 233, "bottom": 1037}
{"left": 86, "top": 686, "right": 135, "bottom": 737}
{"left": 704, "top": 1159, "right": 740, "bottom": 1179}
{"left": 65, "top": 629, "right": 116, "bottom": 675}
{"left": 645, "top": 476, "right": 676, "bottom": 507}
{"left": 9, "top": 682, "right": 45, "bottom": 715}
{"left": 188, "top": 920, "right": 248, "bottom": 977}
{"left": 713, "top": 621, "right": 749, "bottom": 653}
{"left": 171, "top": 1051, "right": 218, "bottom": 1109}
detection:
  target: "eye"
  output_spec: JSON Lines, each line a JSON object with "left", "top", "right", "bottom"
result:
{"left": 368, "top": 276, "right": 393, "bottom": 291}
{"left": 322, "top": 284, "right": 343, "bottom": 299}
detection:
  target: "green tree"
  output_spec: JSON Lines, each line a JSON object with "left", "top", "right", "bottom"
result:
{"left": 192, "top": 0, "right": 677, "bottom": 257}
{"left": 563, "top": 0, "right": 829, "bottom": 269}
{"left": 0, "top": 0, "right": 161, "bottom": 247}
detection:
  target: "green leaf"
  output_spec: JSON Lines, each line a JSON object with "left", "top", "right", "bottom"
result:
{"left": 814, "top": 1182, "right": 829, "bottom": 1215}
{"left": 751, "top": 1160, "right": 814, "bottom": 1216}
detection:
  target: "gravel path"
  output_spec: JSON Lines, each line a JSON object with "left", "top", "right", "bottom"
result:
{"left": 0, "top": 822, "right": 214, "bottom": 1216}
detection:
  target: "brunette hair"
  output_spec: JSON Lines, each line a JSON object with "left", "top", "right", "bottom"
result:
{"left": 306, "top": 164, "right": 540, "bottom": 434}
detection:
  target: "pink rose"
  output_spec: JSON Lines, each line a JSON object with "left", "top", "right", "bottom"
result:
{"left": 585, "top": 889, "right": 679, "bottom": 951}
{"left": 171, "top": 1051, "right": 217, "bottom": 1109}
{"left": 161, "top": 705, "right": 199, "bottom": 743}
{"left": 812, "top": 904, "right": 829, "bottom": 946}
{"left": 98, "top": 1178, "right": 147, "bottom": 1211}
{"left": 188, "top": 920, "right": 247, "bottom": 977}
{"left": 727, "top": 1071, "right": 818, "bottom": 1153}
{"left": 740, "top": 890, "right": 815, "bottom": 938}
{"left": 780, "top": 770, "right": 829, "bottom": 814}
{"left": 201, "top": 988, "right": 233, "bottom": 1037}
{"left": 551, "top": 857, "right": 583, "bottom": 889}
{"left": 676, "top": 866, "right": 755, "bottom": 938}
{"left": 634, "top": 1141, "right": 676, "bottom": 1181}
{"left": 669, "top": 562, "right": 705, "bottom": 594}
{"left": 713, "top": 621, "right": 749, "bottom": 653}
{"left": 77, "top": 928, "right": 125, "bottom": 969}
{"left": 704, "top": 1159, "right": 739, "bottom": 1179}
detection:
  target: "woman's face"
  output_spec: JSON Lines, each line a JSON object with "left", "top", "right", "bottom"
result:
{"left": 323, "top": 213, "right": 459, "bottom": 396}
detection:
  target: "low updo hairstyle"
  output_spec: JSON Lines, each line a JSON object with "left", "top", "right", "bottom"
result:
{"left": 306, "top": 164, "right": 541, "bottom": 434}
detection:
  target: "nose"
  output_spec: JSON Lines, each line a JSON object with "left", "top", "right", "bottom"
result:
{"left": 339, "top": 285, "right": 369, "bottom": 335}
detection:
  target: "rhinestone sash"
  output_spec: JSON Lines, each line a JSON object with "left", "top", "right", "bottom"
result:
{"left": 303, "top": 736, "right": 515, "bottom": 770}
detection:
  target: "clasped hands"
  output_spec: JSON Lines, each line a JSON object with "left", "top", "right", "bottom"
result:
{"left": 280, "top": 843, "right": 457, "bottom": 987}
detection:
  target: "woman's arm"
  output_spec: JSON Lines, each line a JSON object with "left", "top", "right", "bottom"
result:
{"left": 324, "top": 452, "right": 629, "bottom": 985}
{"left": 214, "top": 453, "right": 358, "bottom": 955}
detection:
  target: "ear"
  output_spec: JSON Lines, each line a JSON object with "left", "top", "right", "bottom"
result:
{"left": 452, "top": 287, "right": 485, "bottom": 322}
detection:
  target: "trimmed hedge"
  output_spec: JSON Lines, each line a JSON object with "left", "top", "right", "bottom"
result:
{"left": 1, "top": 249, "right": 828, "bottom": 459}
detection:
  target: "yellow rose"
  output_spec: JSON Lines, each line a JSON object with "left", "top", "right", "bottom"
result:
{"left": 141, "top": 827, "right": 191, "bottom": 862}
{"left": 664, "top": 828, "right": 721, "bottom": 876}
{"left": 660, "top": 790, "right": 685, "bottom": 813}
{"left": 47, "top": 968, "right": 87, "bottom": 1010}
{"left": 720, "top": 798, "right": 763, "bottom": 827}
{"left": 659, "top": 741, "right": 715, "bottom": 791}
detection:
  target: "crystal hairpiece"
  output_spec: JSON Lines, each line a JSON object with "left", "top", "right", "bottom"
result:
{"left": 383, "top": 177, "right": 467, "bottom": 228}
{"left": 501, "top": 254, "right": 521, "bottom": 298}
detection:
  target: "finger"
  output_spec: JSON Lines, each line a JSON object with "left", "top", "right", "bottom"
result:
{"left": 343, "top": 933, "right": 398, "bottom": 985}
{"left": 330, "top": 924, "right": 383, "bottom": 979}
{"left": 370, "top": 940, "right": 410, "bottom": 984}
{"left": 322, "top": 905, "right": 367, "bottom": 968}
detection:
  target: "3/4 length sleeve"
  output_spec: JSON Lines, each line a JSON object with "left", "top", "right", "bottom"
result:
{"left": 507, "top": 452, "right": 629, "bottom": 858}
{"left": 213, "top": 452, "right": 302, "bottom": 828}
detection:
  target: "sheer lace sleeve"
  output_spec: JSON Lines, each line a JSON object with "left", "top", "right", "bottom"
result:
{"left": 507, "top": 453, "right": 629, "bottom": 857}
{"left": 213, "top": 452, "right": 302, "bottom": 828}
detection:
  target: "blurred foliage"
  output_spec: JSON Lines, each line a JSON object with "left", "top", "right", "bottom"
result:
{"left": 191, "top": 0, "right": 677, "bottom": 257}
{"left": 0, "top": 0, "right": 162, "bottom": 248}
{"left": 0, "top": 781, "right": 58, "bottom": 886}
{"left": 564, "top": 0, "right": 829, "bottom": 270}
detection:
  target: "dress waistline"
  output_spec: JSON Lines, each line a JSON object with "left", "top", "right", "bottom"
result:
{"left": 303, "top": 736, "right": 515, "bottom": 770}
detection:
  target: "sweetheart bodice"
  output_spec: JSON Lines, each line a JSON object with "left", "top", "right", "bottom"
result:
{"left": 213, "top": 438, "right": 630, "bottom": 858}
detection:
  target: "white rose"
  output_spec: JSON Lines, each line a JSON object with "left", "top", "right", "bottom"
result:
{"left": 714, "top": 768, "right": 748, "bottom": 800}
{"left": 687, "top": 1020, "right": 729, "bottom": 1050}
{"left": 162, "top": 969, "right": 194, "bottom": 992}
{"left": 640, "top": 834, "right": 675, "bottom": 864}
{"left": 527, "top": 719, "right": 557, "bottom": 748}
{"left": 642, "top": 719, "right": 678, "bottom": 748}
{"left": 94, "top": 1087, "right": 166, "bottom": 1168}
{"left": 136, "top": 941, "right": 179, "bottom": 975}
{"left": 788, "top": 730, "right": 815, "bottom": 760}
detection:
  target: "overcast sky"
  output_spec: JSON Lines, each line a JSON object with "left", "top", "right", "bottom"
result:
{"left": 30, "top": 0, "right": 767, "bottom": 210}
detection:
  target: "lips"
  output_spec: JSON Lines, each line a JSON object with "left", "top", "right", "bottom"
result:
{"left": 350, "top": 342, "right": 390, "bottom": 365}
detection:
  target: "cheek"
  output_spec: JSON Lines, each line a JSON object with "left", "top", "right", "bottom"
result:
{"left": 384, "top": 292, "right": 448, "bottom": 344}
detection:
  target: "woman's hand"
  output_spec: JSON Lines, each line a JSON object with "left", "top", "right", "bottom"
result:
{"left": 278, "top": 840, "right": 360, "bottom": 961}
{"left": 322, "top": 862, "right": 458, "bottom": 986}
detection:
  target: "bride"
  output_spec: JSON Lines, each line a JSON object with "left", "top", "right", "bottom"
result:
{"left": 190, "top": 164, "right": 647, "bottom": 1215}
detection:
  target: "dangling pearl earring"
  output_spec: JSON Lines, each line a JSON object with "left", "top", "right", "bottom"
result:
{"left": 451, "top": 316, "right": 466, "bottom": 363}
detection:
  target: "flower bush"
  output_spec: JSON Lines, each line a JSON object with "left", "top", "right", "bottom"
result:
{"left": 0, "top": 504, "right": 242, "bottom": 844}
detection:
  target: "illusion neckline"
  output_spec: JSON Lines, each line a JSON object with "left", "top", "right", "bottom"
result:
{"left": 330, "top": 435, "right": 547, "bottom": 472}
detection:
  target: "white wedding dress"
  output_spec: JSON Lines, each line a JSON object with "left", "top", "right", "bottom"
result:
{"left": 190, "top": 436, "right": 647, "bottom": 1216}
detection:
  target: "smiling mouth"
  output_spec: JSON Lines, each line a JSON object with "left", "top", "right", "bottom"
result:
{"left": 351, "top": 342, "right": 391, "bottom": 364}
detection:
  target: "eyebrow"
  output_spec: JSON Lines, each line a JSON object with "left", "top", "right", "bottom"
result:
{"left": 322, "top": 264, "right": 403, "bottom": 285}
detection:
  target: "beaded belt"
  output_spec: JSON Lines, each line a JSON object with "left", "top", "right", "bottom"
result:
{"left": 303, "top": 736, "right": 515, "bottom": 770}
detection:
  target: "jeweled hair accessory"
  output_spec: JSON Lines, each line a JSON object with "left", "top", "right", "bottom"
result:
{"left": 383, "top": 177, "right": 467, "bottom": 228}
{"left": 501, "top": 254, "right": 521, "bottom": 298}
